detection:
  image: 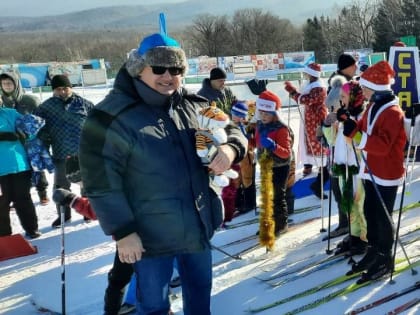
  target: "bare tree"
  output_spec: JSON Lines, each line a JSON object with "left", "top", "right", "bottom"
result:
{"left": 186, "top": 14, "right": 232, "bottom": 57}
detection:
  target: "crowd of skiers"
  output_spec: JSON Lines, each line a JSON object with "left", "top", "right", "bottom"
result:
{"left": 0, "top": 31, "right": 410, "bottom": 315}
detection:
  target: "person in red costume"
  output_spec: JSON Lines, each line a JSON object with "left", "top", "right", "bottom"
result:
{"left": 342, "top": 61, "right": 406, "bottom": 283}
{"left": 284, "top": 63, "right": 329, "bottom": 199}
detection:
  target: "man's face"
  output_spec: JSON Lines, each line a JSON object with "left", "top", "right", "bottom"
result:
{"left": 210, "top": 79, "right": 226, "bottom": 91}
{"left": 140, "top": 65, "right": 183, "bottom": 96}
{"left": 1, "top": 78, "right": 15, "bottom": 94}
{"left": 342, "top": 64, "right": 358, "bottom": 77}
{"left": 53, "top": 86, "right": 73, "bottom": 101}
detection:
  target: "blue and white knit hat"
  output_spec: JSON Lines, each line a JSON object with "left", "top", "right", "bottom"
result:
{"left": 126, "top": 33, "right": 188, "bottom": 77}
{"left": 231, "top": 101, "right": 248, "bottom": 119}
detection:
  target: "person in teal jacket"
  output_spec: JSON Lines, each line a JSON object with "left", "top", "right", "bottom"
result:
{"left": 0, "top": 72, "right": 50, "bottom": 205}
{"left": 0, "top": 106, "right": 40, "bottom": 238}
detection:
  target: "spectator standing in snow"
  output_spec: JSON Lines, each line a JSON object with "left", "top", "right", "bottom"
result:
{"left": 79, "top": 33, "right": 247, "bottom": 315}
{"left": 231, "top": 101, "right": 258, "bottom": 214}
{"left": 256, "top": 91, "right": 293, "bottom": 238}
{"left": 284, "top": 62, "right": 328, "bottom": 199}
{"left": 220, "top": 101, "right": 256, "bottom": 223}
{"left": 197, "top": 67, "right": 237, "bottom": 113}
{"left": 0, "top": 72, "right": 50, "bottom": 205}
{"left": 343, "top": 61, "right": 406, "bottom": 282}
{"left": 324, "top": 53, "right": 358, "bottom": 239}
{"left": 0, "top": 106, "right": 41, "bottom": 239}
{"left": 34, "top": 74, "right": 94, "bottom": 228}
{"left": 323, "top": 79, "right": 368, "bottom": 255}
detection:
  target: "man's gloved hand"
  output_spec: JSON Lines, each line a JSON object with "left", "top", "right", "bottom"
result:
{"left": 324, "top": 112, "right": 337, "bottom": 126}
{"left": 337, "top": 107, "right": 350, "bottom": 122}
{"left": 260, "top": 137, "right": 276, "bottom": 151}
{"left": 284, "top": 81, "right": 297, "bottom": 95}
{"left": 343, "top": 119, "right": 357, "bottom": 137}
{"left": 53, "top": 188, "right": 76, "bottom": 207}
{"left": 0, "top": 132, "right": 19, "bottom": 141}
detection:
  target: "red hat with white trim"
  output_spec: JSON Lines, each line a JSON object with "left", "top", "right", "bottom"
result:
{"left": 303, "top": 62, "right": 321, "bottom": 78}
{"left": 256, "top": 90, "right": 281, "bottom": 114}
{"left": 359, "top": 60, "right": 395, "bottom": 91}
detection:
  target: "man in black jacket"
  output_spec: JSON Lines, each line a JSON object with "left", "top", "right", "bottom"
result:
{"left": 79, "top": 33, "right": 247, "bottom": 315}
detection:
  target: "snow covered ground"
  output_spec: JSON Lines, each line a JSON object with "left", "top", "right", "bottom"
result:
{"left": 0, "top": 83, "right": 419, "bottom": 315}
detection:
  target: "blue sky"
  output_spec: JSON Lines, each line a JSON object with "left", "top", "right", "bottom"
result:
{"left": 1, "top": 0, "right": 185, "bottom": 16}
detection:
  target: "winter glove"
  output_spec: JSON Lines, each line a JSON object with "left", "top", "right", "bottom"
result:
{"left": 53, "top": 188, "right": 76, "bottom": 207}
{"left": 343, "top": 119, "right": 357, "bottom": 138}
{"left": 284, "top": 81, "right": 297, "bottom": 95}
{"left": 0, "top": 131, "right": 19, "bottom": 141}
{"left": 260, "top": 137, "right": 276, "bottom": 151}
{"left": 246, "top": 78, "right": 267, "bottom": 96}
{"left": 336, "top": 107, "right": 350, "bottom": 122}
{"left": 324, "top": 112, "right": 337, "bottom": 126}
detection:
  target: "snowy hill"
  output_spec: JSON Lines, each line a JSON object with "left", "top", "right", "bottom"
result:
{"left": 0, "top": 84, "right": 419, "bottom": 315}
{"left": 0, "top": 0, "right": 339, "bottom": 31}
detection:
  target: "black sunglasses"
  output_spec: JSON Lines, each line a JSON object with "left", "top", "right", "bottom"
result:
{"left": 151, "top": 66, "right": 183, "bottom": 76}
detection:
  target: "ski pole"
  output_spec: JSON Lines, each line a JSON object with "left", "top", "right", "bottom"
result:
{"left": 357, "top": 149, "right": 417, "bottom": 280}
{"left": 325, "top": 109, "right": 336, "bottom": 254}
{"left": 344, "top": 142, "right": 355, "bottom": 265}
{"left": 406, "top": 145, "right": 417, "bottom": 193}
{"left": 211, "top": 244, "right": 242, "bottom": 260}
{"left": 325, "top": 143, "right": 334, "bottom": 254}
{"left": 319, "top": 136, "right": 326, "bottom": 232}
{"left": 60, "top": 205, "right": 66, "bottom": 315}
{"left": 391, "top": 104, "right": 418, "bottom": 282}
{"left": 403, "top": 103, "right": 418, "bottom": 194}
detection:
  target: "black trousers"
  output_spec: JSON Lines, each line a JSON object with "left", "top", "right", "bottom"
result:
{"left": 272, "top": 165, "right": 290, "bottom": 228}
{"left": 107, "top": 249, "right": 134, "bottom": 290}
{"left": 35, "top": 170, "right": 49, "bottom": 194}
{"left": 363, "top": 180, "right": 397, "bottom": 253}
{"left": 0, "top": 171, "right": 38, "bottom": 235}
{"left": 53, "top": 159, "right": 72, "bottom": 217}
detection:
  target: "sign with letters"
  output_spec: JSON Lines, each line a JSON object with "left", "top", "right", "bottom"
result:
{"left": 388, "top": 46, "right": 420, "bottom": 111}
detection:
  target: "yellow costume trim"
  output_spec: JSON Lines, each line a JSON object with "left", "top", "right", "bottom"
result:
{"left": 258, "top": 150, "right": 275, "bottom": 250}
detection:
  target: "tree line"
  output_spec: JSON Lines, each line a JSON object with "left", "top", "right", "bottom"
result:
{"left": 0, "top": 0, "right": 418, "bottom": 76}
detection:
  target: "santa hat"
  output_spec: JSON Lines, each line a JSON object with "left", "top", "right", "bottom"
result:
{"left": 393, "top": 41, "right": 406, "bottom": 47}
{"left": 255, "top": 91, "right": 281, "bottom": 120}
{"left": 359, "top": 61, "right": 395, "bottom": 91}
{"left": 231, "top": 101, "right": 248, "bottom": 119}
{"left": 303, "top": 62, "right": 321, "bottom": 78}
